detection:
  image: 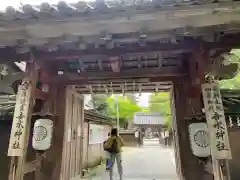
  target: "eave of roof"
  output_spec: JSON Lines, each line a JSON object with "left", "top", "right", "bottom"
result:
{"left": 0, "top": 2, "right": 238, "bottom": 48}
{"left": 0, "top": 1, "right": 238, "bottom": 21}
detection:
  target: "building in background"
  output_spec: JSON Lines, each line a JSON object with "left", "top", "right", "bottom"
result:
{"left": 133, "top": 112, "right": 165, "bottom": 138}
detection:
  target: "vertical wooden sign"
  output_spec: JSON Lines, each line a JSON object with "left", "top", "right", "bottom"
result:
{"left": 202, "top": 83, "right": 232, "bottom": 160}
{"left": 8, "top": 81, "right": 32, "bottom": 156}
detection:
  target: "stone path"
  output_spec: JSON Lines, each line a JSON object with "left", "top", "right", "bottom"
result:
{"left": 85, "top": 139, "right": 178, "bottom": 180}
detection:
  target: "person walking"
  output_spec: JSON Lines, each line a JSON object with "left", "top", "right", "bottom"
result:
{"left": 104, "top": 133, "right": 111, "bottom": 171}
{"left": 164, "top": 130, "right": 169, "bottom": 146}
{"left": 135, "top": 130, "right": 140, "bottom": 147}
{"left": 104, "top": 128, "right": 124, "bottom": 180}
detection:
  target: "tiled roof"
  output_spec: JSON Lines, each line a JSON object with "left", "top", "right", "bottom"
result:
{"left": 0, "top": 0, "right": 236, "bottom": 21}
{"left": 134, "top": 112, "right": 164, "bottom": 125}
{"left": 0, "top": 1, "right": 237, "bottom": 49}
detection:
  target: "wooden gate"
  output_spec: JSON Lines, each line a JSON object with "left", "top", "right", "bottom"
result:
{"left": 170, "top": 87, "right": 184, "bottom": 180}
{"left": 60, "top": 87, "right": 84, "bottom": 180}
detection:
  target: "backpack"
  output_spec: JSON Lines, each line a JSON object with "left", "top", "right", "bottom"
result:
{"left": 105, "top": 138, "right": 119, "bottom": 154}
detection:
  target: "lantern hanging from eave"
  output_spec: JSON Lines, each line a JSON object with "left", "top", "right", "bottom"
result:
{"left": 32, "top": 119, "right": 53, "bottom": 151}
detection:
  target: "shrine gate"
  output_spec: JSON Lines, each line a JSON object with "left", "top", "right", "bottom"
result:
{"left": 0, "top": 1, "right": 239, "bottom": 180}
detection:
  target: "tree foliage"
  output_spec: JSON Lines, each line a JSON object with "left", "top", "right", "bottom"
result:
{"left": 89, "top": 94, "right": 142, "bottom": 127}
{"left": 90, "top": 94, "right": 109, "bottom": 114}
{"left": 106, "top": 95, "right": 142, "bottom": 120}
{"left": 219, "top": 74, "right": 240, "bottom": 89}
{"left": 148, "top": 92, "right": 172, "bottom": 129}
{"left": 219, "top": 49, "right": 240, "bottom": 89}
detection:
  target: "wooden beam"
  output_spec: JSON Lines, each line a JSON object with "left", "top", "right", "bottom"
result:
{"left": 76, "top": 83, "right": 171, "bottom": 93}
{"left": 42, "top": 67, "right": 186, "bottom": 85}
{"left": 77, "top": 82, "right": 172, "bottom": 87}
{"left": 67, "top": 67, "right": 184, "bottom": 78}
{"left": 62, "top": 76, "right": 184, "bottom": 86}
{"left": 0, "top": 33, "right": 240, "bottom": 63}
{"left": 76, "top": 88, "right": 171, "bottom": 94}
{"left": 31, "top": 36, "right": 240, "bottom": 61}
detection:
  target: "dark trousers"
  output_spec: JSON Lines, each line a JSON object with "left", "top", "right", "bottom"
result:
{"left": 164, "top": 137, "right": 168, "bottom": 146}
{"left": 106, "top": 158, "right": 111, "bottom": 169}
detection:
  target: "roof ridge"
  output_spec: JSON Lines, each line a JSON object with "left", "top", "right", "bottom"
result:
{"left": 0, "top": 1, "right": 238, "bottom": 21}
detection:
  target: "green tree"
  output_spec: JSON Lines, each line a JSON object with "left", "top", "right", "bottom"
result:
{"left": 89, "top": 94, "right": 109, "bottom": 114}
{"left": 88, "top": 94, "right": 141, "bottom": 127}
{"left": 148, "top": 92, "right": 172, "bottom": 129}
{"left": 106, "top": 95, "right": 142, "bottom": 127}
{"left": 219, "top": 75, "right": 240, "bottom": 89}
{"left": 219, "top": 49, "right": 240, "bottom": 89}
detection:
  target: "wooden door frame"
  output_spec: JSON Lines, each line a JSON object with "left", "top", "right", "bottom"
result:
{"left": 170, "top": 86, "right": 184, "bottom": 180}
{"left": 60, "top": 86, "right": 84, "bottom": 180}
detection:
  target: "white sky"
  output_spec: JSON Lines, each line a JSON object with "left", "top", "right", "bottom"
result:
{"left": 136, "top": 93, "right": 150, "bottom": 107}
{"left": 0, "top": 0, "right": 95, "bottom": 10}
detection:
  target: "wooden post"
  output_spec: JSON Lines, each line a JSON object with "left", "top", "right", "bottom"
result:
{"left": 34, "top": 153, "right": 42, "bottom": 180}
{"left": 8, "top": 55, "right": 38, "bottom": 180}
{"left": 224, "top": 160, "right": 231, "bottom": 180}
{"left": 212, "top": 160, "right": 231, "bottom": 180}
{"left": 172, "top": 80, "right": 209, "bottom": 180}
{"left": 213, "top": 160, "right": 222, "bottom": 180}
{"left": 51, "top": 86, "right": 67, "bottom": 180}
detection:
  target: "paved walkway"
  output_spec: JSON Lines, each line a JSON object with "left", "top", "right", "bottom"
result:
{"left": 86, "top": 139, "right": 178, "bottom": 180}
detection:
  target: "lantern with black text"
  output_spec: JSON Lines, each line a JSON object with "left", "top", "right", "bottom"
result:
{"left": 32, "top": 119, "right": 53, "bottom": 151}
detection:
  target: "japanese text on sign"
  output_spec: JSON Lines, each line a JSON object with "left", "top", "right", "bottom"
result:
{"left": 8, "top": 81, "right": 31, "bottom": 156}
{"left": 202, "top": 83, "right": 231, "bottom": 159}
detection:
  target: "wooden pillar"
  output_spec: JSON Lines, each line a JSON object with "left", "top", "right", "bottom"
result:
{"left": 38, "top": 85, "right": 66, "bottom": 180}
{"left": 171, "top": 45, "right": 214, "bottom": 180}
{"left": 171, "top": 80, "right": 212, "bottom": 180}
{"left": 170, "top": 44, "right": 216, "bottom": 180}
{"left": 8, "top": 57, "right": 38, "bottom": 180}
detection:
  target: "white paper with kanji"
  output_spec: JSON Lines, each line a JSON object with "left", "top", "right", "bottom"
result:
{"left": 202, "top": 83, "right": 232, "bottom": 160}
{"left": 8, "top": 81, "right": 31, "bottom": 156}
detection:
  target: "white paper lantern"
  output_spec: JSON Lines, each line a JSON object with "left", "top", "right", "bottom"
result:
{"left": 32, "top": 119, "right": 53, "bottom": 151}
{"left": 189, "top": 123, "right": 210, "bottom": 157}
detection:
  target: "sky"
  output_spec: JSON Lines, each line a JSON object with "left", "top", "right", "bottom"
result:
{"left": 136, "top": 93, "right": 150, "bottom": 107}
{"left": 0, "top": 0, "right": 94, "bottom": 10}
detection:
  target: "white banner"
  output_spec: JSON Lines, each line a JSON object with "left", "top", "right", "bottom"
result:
{"left": 89, "top": 124, "right": 106, "bottom": 144}
{"left": 8, "top": 81, "right": 32, "bottom": 156}
{"left": 202, "top": 83, "right": 232, "bottom": 159}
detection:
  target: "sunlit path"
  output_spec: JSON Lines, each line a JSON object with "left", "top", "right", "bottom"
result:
{"left": 87, "top": 141, "right": 177, "bottom": 180}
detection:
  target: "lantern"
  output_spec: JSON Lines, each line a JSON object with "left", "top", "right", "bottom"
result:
{"left": 32, "top": 119, "right": 53, "bottom": 151}
{"left": 189, "top": 122, "right": 210, "bottom": 157}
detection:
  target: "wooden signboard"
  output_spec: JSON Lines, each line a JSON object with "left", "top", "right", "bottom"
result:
{"left": 202, "top": 83, "right": 232, "bottom": 160}
{"left": 8, "top": 81, "right": 32, "bottom": 156}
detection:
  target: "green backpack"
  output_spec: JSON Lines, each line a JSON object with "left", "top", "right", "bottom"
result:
{"left": 105, "top": 139, "right": 119, "bottom": 154}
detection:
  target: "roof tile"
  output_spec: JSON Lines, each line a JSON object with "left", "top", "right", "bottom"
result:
{"left": 0, "top": 0, "right": 226, "bottom": 21}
